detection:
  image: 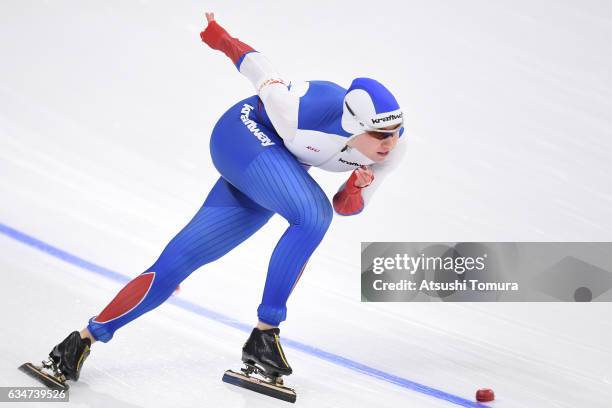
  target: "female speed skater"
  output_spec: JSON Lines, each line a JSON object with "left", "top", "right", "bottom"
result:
{"left": 22, "top": 12, "right": 406, "bottom": 394}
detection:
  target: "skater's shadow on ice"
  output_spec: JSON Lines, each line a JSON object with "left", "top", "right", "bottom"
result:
{"left": 69, "top": 382, "right": 144, "bottom": 408}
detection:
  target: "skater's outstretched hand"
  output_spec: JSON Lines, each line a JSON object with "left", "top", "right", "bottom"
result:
{"left": 201, "top": 11, "right": 220, "bottom": 47}
{"left": 200, "top": 10, "right": 256, "bottom": 74}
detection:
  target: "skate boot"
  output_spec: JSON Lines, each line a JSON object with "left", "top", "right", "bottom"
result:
{"left": 19, "top": 331, "right": 91, "bottom": 389}
{"left": 48, "top": 331, "right": 92, "bottom": 381}
{"left": 222, "top": 328, "right": 296, "bottom": 402}
{"left": 242, "top": 327, "right": 292, "bottom": 378}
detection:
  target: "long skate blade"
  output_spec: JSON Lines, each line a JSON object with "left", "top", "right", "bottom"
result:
{"left": 222, "top": 370, "right": 296, "bottom": 403}
{"left": 18, "top": 363, "right": 69, "bottom": 390}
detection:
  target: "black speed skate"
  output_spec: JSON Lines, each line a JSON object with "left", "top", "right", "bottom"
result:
{"left": 19, "top": 331, "right": 91, "bottom": 389}
{"left": 222, "top": 328, "right": 297, "bottom": 403}
{"left": 242, "top": 328, "right": 293, "bottom": 377}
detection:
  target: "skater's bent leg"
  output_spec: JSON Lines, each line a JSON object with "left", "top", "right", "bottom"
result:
{"left": 208, "top": 96, "right": 332, "bottom": 327}
{"left": 236, "top": 148, "right": 333, "bottom": 326}
{"left": 87, "top": 178, "right": 273, "bottom": 343}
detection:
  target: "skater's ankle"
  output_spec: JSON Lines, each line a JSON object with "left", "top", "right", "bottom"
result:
{"left": 79, "top": 328, "right": 96, "bottom": 345}
{"left": 256, "top": 321, "right": 277, "bottom": 331}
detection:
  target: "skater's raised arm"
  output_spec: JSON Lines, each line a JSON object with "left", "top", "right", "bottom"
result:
{"left": 200, "top": 12, "right": 298, "bottom": 141}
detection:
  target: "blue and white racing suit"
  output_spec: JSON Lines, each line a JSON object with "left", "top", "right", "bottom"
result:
{"left": 87, "top": 20, "right": 405, "bottom": 342}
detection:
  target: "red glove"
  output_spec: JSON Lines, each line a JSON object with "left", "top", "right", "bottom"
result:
{"left": 200, "top": 20, "right": 255, "bottom": 66}
{"left": 333, "top": 169, "right": 374, "bottom": 216}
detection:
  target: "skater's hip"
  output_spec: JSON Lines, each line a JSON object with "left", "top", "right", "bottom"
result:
{"left": 210, "top": 96, "right": 288, "bottom": 182}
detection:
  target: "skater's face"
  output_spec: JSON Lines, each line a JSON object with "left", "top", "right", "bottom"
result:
{"left": 348, "top": 125, "right": 400, "bottom": 162}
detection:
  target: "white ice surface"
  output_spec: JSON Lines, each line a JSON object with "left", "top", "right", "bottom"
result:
{"left": 1, "top": 1, "right": 612, "bottom": 407}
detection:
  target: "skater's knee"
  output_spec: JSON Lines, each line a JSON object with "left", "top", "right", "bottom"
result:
{"left": 151, "top": 249, "right": 205, "bottom": 284}
{"left": 291, "top": 194, "right": 333, "bottom": 236}
{"left": 305, "top": 200, "right": 332, "bottom": 236}
{"left": 317, "top": 199, "right": 333, "bottom": 230}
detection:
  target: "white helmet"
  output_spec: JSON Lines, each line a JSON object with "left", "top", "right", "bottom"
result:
{"left": 342, "top": 77, "right": 403, "bottom": 135}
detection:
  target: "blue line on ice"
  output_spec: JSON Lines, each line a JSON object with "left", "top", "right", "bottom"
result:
{"left": 0, "top": 222, "right": 489, "bottom": 407}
